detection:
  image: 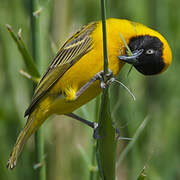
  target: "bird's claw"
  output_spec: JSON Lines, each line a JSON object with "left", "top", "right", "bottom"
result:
{"left": 115, "top": 127, "right": 121, "bottom": 140}
{"left": 93, "top": 122, "right": 122, "bottom": 140}
{"left": 98, "top": 69, "right": 115, "bottom": 89}
{"left": 93, "top": 122, "right": 102, "bottom": 139}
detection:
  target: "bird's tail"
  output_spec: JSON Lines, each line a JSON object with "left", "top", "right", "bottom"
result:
{"left": 7, "top": 110, "right": 47, "bottom": 170}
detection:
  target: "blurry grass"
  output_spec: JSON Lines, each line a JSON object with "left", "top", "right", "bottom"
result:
{"left": 30, "top": 0, "right": 46, "bottom": 179}
{"left": 116, "top": 116, "right": 150, "bottom": 166}
{"left": 0, "top": 0, "right": 180, "bottom": 180}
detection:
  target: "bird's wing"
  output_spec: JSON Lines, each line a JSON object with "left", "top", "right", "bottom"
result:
{"left": 25, "top": 22, "right": 97, "bottom": 117}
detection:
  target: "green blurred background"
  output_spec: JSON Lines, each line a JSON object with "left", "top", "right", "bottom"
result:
{"left": 0, "top": 0, "right": 179, "bottom": 179}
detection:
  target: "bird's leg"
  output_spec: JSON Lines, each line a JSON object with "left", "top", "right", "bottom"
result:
{"left": 69, "top": 70, "right": 116, "bottom": 139}
{"left": 75, "top": 69, "right": 115, "bottom": 99}
{"left": 66, "top": 113, "right": 121, "bottom": 139}
{"left": 66, "top": 113, "right": 99, "bottom": 139}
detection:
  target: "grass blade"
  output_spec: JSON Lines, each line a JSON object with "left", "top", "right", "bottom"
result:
{"left": 116, "top": 116, "right": 150, "bottom": 167}
{"left": 6, "top": 25, "right": 40, "bottom": 78}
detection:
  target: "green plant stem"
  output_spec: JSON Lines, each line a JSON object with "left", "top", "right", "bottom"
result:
{"left": 100, "top": 0, "right": 108, "bottom": 74}
{"left": 90, "top": 96, "right": 101, "bottom": 180}
{"left": 96, "top": 0, "right": 116, "bottom": 179}
{"left": 31, "top": 0, "right": 46, "bottom": 180}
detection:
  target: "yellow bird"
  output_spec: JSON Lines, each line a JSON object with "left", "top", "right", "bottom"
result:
{"left": 7, "top": 18, "right": 172, "bottom": 169}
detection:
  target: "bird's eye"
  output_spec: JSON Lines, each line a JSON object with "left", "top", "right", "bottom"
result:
{"left": 146, "top": 49, "right": 155, "bottom": 55}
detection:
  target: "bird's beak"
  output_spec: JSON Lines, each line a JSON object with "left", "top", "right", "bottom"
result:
{"left": 118, "top": 49, "right": 143, "bottom": 65}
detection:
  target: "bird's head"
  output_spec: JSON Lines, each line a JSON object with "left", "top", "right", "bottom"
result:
{"left": 118, "top": 31, "right": 172, "bottom": 75}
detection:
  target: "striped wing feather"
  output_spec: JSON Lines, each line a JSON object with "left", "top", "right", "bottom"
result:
{"left": 25, "top": 22, "right": 97, "bottom": 117}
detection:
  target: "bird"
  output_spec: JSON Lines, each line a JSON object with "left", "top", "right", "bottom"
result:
{"left": 7, "top": 18, "right": 172, "bottom": 169}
